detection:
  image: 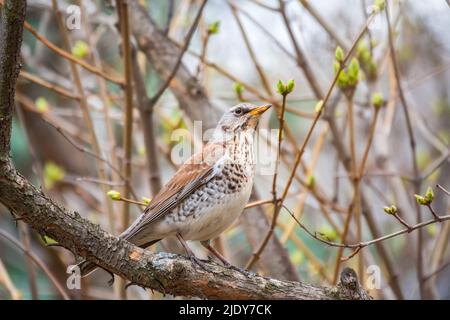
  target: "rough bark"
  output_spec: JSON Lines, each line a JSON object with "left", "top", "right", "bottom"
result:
{"left": 0, "top": 0, "right": 27, "bottom": 156}
{"left": 0, "top": 0, "right": 371, "bottom": 300}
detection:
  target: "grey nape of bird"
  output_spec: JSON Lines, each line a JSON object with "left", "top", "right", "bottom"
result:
{"left": 78, "top": 103, "right": 271, "bottom": 277}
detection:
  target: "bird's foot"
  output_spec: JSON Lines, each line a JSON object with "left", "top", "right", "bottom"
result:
{"left": 107, "top": 273, "right": 115, "bottom": 286}
{"left": 188, "top": 254, "right": 209, "bottom": 272}
{"left": 125, "top": 282, "right": 147, "bottom": 291}
{"left": 204, "top": 255, "right": 214, "bottom": 263}
{"left": 225, "top": 263, "right": 253, "bottom": 277}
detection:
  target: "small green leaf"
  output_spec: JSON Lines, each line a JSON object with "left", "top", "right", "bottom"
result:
{"left": 415, "top": 187, "right": 434, "bottom": 206}
{"left": 42, "top": 235, "right": 58, "bottom": 245}
{"left": 276, "top": 80, "right": 286, "bottom": 95}
{"left": 374, "top": 0, "right": 386, "bottom": 12}
{"left": 285, "top": 79, "right": 295, "bottom": 94}
{"left": 315, "top": 100, "right": 324, "bottom": 113}
{"left": 318, "top": 224, "right": 338, "bottom": 242}
{"left": 35, "top": 97, "right": 49, "bottom": 113}
{"left": 414, "top": 194, "right": 429, "bottom": 206}
{"left": 290, "top": 251, "right": 304, "bottom": 265}
{"left": 371, "top": 92, "right": 384, "bottom": 109}
{"left": 141, "top": 196, "right": 152, "bottom": 205}
{"left": 335, "top": 46, "right": 344, "bottom": 63}
{"left": 337, "top": 69, "right": 348, "bottom": 88}
{"left": 307, "top": 175, "right": 315, "bottom": 189}
{"left": 233, "top": 82, "right": 243, "bottom": 95}
{"left": 424, "top": 187, "right": 434, "bottom": 203}
{"left": 356, "top": 41, "right": 369, "bottom": 58}
{"left": 427, "top": 224, "right": 437, "bottom": 237}
{"left": 347, "top": 58, "right": 360, "bottom": 86}
{"left": 383, "top": 205, "right": 397, "bottom": 215}
{"left": 71, "top": 40, "right": 89, "bottom": 59}
{"left": 207, "top": 21, "right": 220, "bottom": 35}
{"left": 107, "top": 190, "right": 122, "bottom": 200}
{"left": 44, "top": 162, "right": 65, "bottom": 189}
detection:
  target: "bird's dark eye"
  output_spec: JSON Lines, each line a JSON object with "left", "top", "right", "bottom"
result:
{"left": 234, "top": 107, "right": 243, "bottom": 115}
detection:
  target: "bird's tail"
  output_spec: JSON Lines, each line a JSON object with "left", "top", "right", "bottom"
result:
{"left": 76, "top": 238, "right": 162, "bottom": 278}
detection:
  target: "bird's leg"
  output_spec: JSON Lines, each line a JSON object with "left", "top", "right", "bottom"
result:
{"left": 176, "top": 233, "right": 208, "bottom": 271}
{"left": 200, "top": 240, "right": 232, "bottom": 266}
{"left": 200, "top": 240, "right": 251, "bottom": 276}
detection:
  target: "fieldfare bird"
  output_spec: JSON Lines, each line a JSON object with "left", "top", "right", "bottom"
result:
{"left": 79, "top": 103, "right": 271, "bottom": 276}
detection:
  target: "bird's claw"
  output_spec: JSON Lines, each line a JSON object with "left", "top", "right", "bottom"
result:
{"left": 189, "top": 254, "right": 209, "bottom": 272}
{"left": 226, "top": 264, "right": 253, "bottom": 277}
{"left": 125, "top": 282, "right": 147, "bottom": 291}
{"left": 107, "top": 272, "right": 115, "bottom": 286}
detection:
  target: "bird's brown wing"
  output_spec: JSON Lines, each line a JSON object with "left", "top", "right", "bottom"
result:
{"left": 122, "top": 143, "right": 226, "bottom": 239}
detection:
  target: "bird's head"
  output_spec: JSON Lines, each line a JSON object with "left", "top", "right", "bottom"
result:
{"left": 213, "top": 103, "right": 271, "bottom": 141}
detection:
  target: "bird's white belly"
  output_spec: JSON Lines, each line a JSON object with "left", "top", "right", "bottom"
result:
{"left": 177, "top": 182, "right": 252, "bottom": 241}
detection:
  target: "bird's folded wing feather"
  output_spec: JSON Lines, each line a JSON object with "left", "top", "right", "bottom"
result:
{"left": 122, "top": 143, "right": 226, "bottom": 238}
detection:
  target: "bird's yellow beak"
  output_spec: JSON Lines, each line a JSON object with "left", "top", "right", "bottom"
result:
{"left": 247, "top": 104, "right": 271, "bottom": 117}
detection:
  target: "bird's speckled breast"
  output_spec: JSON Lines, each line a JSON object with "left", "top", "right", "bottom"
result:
{"left": 162, "top": 161, "right": 254, "bottom": 241}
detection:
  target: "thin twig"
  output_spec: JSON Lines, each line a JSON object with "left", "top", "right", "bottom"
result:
{"left": 23, "top": 21, "right": 124, "bottom": 85}
{"left": 131, "top": 47, "right": 162, "bottom": 195}
{"left": 0, "top": 230, "right": 70, "bottom": 300}
{"left": 437, "top": 184, "right": 450, "bottom": 198}
{"left": 246, "top": 15, "right": 374, "bottom": 270}
{"left": 42, "top": 119, "right": 123, "bottom": 180}
{"left": 19, "top": 70, "right": 80, "bottom": 100}
{"left": 234, "top": 3, "right": 296, "bottom": 61}
{"left": 285, "top": 205, "right": 450, "bottom": 262}
{"left": 386, "top": 4, "right": 424, "bottom": 298}
{"left": 229, "top": 1, "right": 272, "bottom": 95}
{"left": 278, "top": 0, "right": 324, "bottom": 98}
{"left": 51, "top": 0, "right": 117, "bottom": 233}
{"left": 421, "top": 149, "right": 450, "bottom": 181}
{"left": 116, "top": 0, "right": 135, "bottom": 300}
{"left": 298, "top": 0, "right": 349, "bottom": 51}
{"left": 244, "top": 198, "right": 279, "bottom": 209}
{"left": 150, "top": 0, "right": 208, "bottom": 105}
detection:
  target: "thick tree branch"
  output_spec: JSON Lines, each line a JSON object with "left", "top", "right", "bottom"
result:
{"left": 0, "top": 0, "right": 27, "bottom": 156}
{"left": 0, "top": 159, "right": 370, "bottom": 299}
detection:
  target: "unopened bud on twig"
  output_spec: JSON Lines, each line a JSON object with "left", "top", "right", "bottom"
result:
{"left": 276, "top": 79, "right": 295, "bottom": 95}
{"left": 307, "top": 175, "right": 315, "bottom": 189}
{"left": 286, "top": 79, "right": 295, "bottom": 94}
{"left": 141, "top": 196, "right": 152, "bottom": 205}
{"left": 107, "top": 190, "right": 122, "bottom": 201}
{"left": 44, "top": 162, "right": 65, "bottom": 189}
{"left": 71, "top": 40, "right": 89, "bottom": 59}
{"left": 207, "top": 21, "right": 220, "bottom": 35}
{"left": 415, "top": 187, "right": 434, "bottom": 206}
{"left": 374, "top": 0, "right": 386, "bottom": 12}
{"left": 233, "top": 82, "right": 243, "bottom": 95}
{"left": 371, "top": 92, "right": 384, "bottom": 109}
{"left": 35, "top": 97, "right": 49, "bottom": 113}
{"left": 347, "top": 58, "right": 360, "bottom": 87}
{"left": 383, "top": 205, "right": 397, "bottom": 215}
{"left": 315, "top": 100, "right": 324, "bottom": 113}
{"left": 335, "top": 46, "right": 344, "bottom": 63}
